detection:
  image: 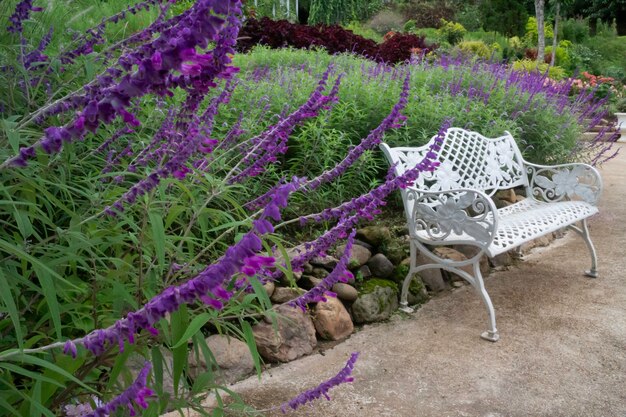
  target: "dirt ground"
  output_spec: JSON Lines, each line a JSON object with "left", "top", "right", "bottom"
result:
{"left": 167, "top": 143, "right": 626, "bottom": 417}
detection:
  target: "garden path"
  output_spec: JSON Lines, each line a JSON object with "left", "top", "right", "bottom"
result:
{"left": 174, "top": 144, "right": 626, "bottom": 417}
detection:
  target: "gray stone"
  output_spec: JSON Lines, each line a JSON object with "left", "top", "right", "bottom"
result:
{"left": 351, "top": 286, "right": 398, "bottom": 324}
{"left": 332, "top": 282, "right": 358, "bottom": 302}
{"left": 410, "top": 255, "right": 448, "bottom": 292}
{"left": 357, "top": 265, "right": 372, "bottom": 280}
{"left": 312, "top": 268, "right": 329, "bottom": 279}
{"left": 263, "top": 281, "right": 276, "bottom": 298}
{"left": 452, "top": 245, "right": 491, "bottom": 277}
{"left": 310, "top": 255, "right": 339, "bottom": 269}
{"left": 312, "top": 297, "right": 354, "bottom": 341}
{"left": 367, "top": 253, "right": 394, "bottom": 279}
{"left": 495, "top": 188, "right": 516, "bottom": 203}
{"left": 299, "top": 275, "right": 323, "bottom": 290}
{"left": 252, "top": 305, "right": 317, "bottom": 363}
{"left": 356, "top": 226, "right": 392, "bottom": 246}
{"left": 188, "top": 335, "right": 255, "bottom": 384}
{"left": 433, "top": 247, "right": 472, "bottom": 281}
{"left": 489, "top": 251, "right": 513, "bottom": 268}
{"left": 336, "top": 244, "right": 371, "bottom": 269}
{"left": 354, "top": 239, "right": 374, "bottom": 252}
{"left": 270, "top": 287, "right": 305, "bottom": 304}
{"left": 406, "top": 275, "right": 429, "bottom": 305}
{"left": 303, "top": 263, "right": 314, "bottom": 273}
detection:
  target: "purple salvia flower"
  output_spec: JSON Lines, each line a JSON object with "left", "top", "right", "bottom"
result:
{"left": 84, "top": 361, "right": 153, "bottom": 417}
{"left": 7, "top": 0, "right": 43, "bottom": 34}
{"left": 23, "top": 27, "right": 53, "bottom": 70}
{"left": 280, "top": 352, "right": 359, "bottom": 413}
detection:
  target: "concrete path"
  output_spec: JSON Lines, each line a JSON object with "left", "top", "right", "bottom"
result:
{"left": 179, "top": 144, "right": 626, "bottom": 417}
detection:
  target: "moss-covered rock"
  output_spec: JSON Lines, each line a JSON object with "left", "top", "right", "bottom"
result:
{"left": 358, "top": 278, "right": 398, "bottom": 295}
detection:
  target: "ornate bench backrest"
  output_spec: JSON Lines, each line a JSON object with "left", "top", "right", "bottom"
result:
{"left": 381, "top": 128, "right": 528, "bottom": 220}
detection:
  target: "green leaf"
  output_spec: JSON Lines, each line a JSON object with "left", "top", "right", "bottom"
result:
{"left": 32, "top": 264, "right": 63, "bottom": 340}
{"left": 172, "top": 312, "right": 211, "bottom": 349}
{"left": 1, "top": 119, "right": 20, "bottom": 152}
{"left": 0, "top": 363, "right": 65, "bottom": 388}
{"left": 247, "top": 276, "right": 272, "bottom": 311}
{"left": 241, "top": 321, "right": 262, "bottom": 376}
{"left": 170, "top": 304, "right": 188, "bottom": 395}
{"left": 8, "top": 354, "right": 97, "bottom": 395}
{"left": 106, "top": 343, "right": 134, "bottom": 391}
{"left": 0, "top": 269, "right": 23, "bottom": 349}
{"left": 149, "top": 210, "right": 166, "bottom": 271}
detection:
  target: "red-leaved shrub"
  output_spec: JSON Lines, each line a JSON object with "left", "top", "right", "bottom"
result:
{"left": 238, "top": 18, "right": 436, "bottom": 64}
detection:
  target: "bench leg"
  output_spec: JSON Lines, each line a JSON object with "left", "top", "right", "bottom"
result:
{"left": 568, "top": 218, "right": 598, "bottom": 278}
{"left": 471, "top": 262, "right": 499, "bottom": 342}
{"left": 399, "top": 242, "right": 500, "bottom": 342}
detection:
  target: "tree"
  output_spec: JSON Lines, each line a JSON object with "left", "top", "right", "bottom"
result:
{"left": 480, "top": 0, "right": 529, "bottom": 36}
{"left": 535, "top": 0, "right": 546, "bottom": 63}
{"left": 550, "top": 1, "right": 560, "bottom": 66}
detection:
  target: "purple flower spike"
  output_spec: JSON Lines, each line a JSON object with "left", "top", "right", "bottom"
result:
{"left": 63, "top": 340, "right": 78, "bottom": 359}
{"left": 7, "top": 0, "right": 43, "bottom": 34}
{"left": 280, "top": 352, "right": 359, "bottom": 412}
{"left": 84, "top": 361, "right": 154, "bottom": 417}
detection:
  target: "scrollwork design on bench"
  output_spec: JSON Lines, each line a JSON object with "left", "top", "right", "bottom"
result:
{"left": 527, "top": 163, "right": 602, "bottom": 204}
{"left": 407, "top": 189, "right": 496, "bottom": 246}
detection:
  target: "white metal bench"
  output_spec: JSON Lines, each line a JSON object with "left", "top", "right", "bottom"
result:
{"left": 381, "top": 128, "right": 602, "bottom": 342}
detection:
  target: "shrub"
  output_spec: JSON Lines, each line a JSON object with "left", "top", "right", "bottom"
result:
{"left": 545, "top": 44, "right": 571, "bottom": 68}
{"left": 524, "top": 16, "right": 554, "bottom": 47}
{"left": 438, "top": 19, "right": 466, "bottom": 45}
{"left": 377, "top": 33, "right": 433, "bottom": 63}
{"left": 366, "top": 8, "right": 406, "bottom": 34}
{"left": 457, "top": 40, "right": 492, "bottom": 58}
{"left": 344, "top": 20, "right": 383, "bottom": 42}
{"left": 560, "top": 17, "right": 590, "bottom": 43}
{"left": 512, "top": 59, "right": 566, "bottom": 80}
{"left": 399, "top": 1, "right": 455, "bottom": 29}
{"left": 454, "top": 3, "right": 482, "bottom": 32}
{"left": 238, "top": 18, "right": 436, "bottom": 64}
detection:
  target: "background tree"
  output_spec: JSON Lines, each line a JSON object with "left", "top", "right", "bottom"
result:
{"left": 535, "top": 0, "right": 546, "bottom": 62}
{"left": 480, "top": 0, "right": 529, "bottom": 36}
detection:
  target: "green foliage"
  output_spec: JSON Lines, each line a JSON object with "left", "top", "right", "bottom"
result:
{"left": 438, "top": 19, "right": 467, "bottom": 45}
{"left": 580, "top": 31, "right": 626, "bottom": 78}
{"left": 343, "top": 21, "right": 384, "bottom": 43}
{"left": 457, "top": 40, "right": 492, "bottom": 58}
{"left": 512, "top": 59, "right": 566, "bottom": 80}
{"left": 309, "top": 0, "right": 385, "bottom": 25}
{"left": 479, "top": 0, "right": 528, "bottom": 36}
{"left": 545, "top": 43, "right": 571, "bottom": 68}
{"left": 403, "top": 19, "right": 417, "bottom": 33}
{"left": 559, "top": 17, "right": 591, "bottom": 43}
{"left": 454, "top": 3, "right": 483, "bottom": 32}
{"left": 525, "top": 16, "right": 555, "bottom": 47}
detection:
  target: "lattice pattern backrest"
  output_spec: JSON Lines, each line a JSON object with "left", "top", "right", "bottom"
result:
{"left": 380, "top": 128, "right": 528, "bottom": 221}
{"left": 437, "top": 128, "right": 527, "bottom": 193}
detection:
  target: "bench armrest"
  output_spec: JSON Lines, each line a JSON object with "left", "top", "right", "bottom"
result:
{"left": 525, "top": 162, "right": 602, "bottom": 205}
{"left": 406, "top": 188, "right": 498, "bottom": 249}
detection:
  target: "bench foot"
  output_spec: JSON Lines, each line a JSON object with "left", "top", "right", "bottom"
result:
{"left": 585, "top": 269, "right": 598, "bottom": 278}
{"left": 399, "top": 302, "right": 415, "bottom": 314}
{"left": 481, "top": 330, "right": 500, "bottom": 342}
